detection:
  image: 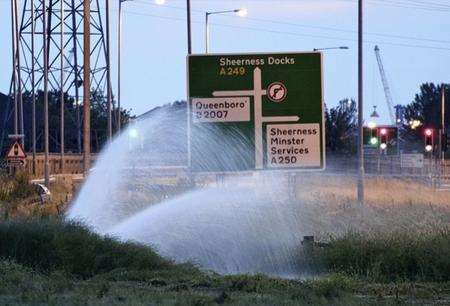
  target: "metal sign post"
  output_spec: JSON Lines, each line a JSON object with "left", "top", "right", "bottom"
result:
{"left": 188, "top": 52, "right": 325, "bottom": 172}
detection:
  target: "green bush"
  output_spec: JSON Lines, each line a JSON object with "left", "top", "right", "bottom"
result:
{"left": 222, "top": 274, "right": 292, "bottom": 293}
{"left": 305, "top": 273, "right": 357, "bottom": 299}
{"left": 0, "top": 260, "right": 47, "bottom": 294}
{"left": 315, "top": 229, "right": 450, "bottom": 282}
{"left": 0, "top": 218, "right": 172, "bottom": 278}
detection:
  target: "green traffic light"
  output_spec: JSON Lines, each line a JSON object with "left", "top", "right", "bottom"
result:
{"left": 370, "top": 137, "right": 378, "bottom": 145}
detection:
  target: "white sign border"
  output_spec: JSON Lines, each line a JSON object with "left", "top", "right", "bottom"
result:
{"left": 186, "top": 51, "right": 326, "bottom": 172}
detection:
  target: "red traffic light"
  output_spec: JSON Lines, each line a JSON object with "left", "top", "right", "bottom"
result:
{"left": 380, "top": 128, "right": 387, "bottom": 135}
{"left": 424, "top": 128, "right": 433, "bottom": 153}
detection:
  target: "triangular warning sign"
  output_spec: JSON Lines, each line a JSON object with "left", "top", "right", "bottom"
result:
{"left": 6, "top": 141, "right": 27, "bottom": 159}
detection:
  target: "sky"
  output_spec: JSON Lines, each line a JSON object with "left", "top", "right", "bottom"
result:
{"left": 1, "top": 0, "right": 449, "bottom": 124}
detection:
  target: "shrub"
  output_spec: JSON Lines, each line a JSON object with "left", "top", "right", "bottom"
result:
{"left": 0, "top": 260, "right": 48, "bottom": 294}
{"left": 305, "top": 273, "right": 357, "bottom": 299}
{"left": 0, "top": 218, "right": 172, "bottom": 278}
{"left": 314, "top": 229, "right": 450, "bottom": 282}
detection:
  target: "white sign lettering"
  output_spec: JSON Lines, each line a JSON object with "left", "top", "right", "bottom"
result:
{"left": 267, "top": 123, "right": 321, "bottom": 168}
{"left": 192, "top": 97, "right": 250, "bottom": 123}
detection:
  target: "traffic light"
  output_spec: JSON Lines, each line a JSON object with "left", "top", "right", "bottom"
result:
{"left": 364, "top": 126, "right": 398, "bottom": 154}
{"left": 370, "top": 136, "right": 378, "bottom": 146}
{"left": 424, "top": 128, "right": 433, "bottom": 152}
{"left": 379, "top": 128, "right": 388, "bottom": 150}
{"left": 363, "top": 127, "right": 379, "bottom": 147}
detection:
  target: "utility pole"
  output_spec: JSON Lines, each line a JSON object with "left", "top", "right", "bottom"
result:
{"left": 71, "top": 0, "right": 82, "bottom": 153}
{"left": 186, "top": 0, "right": 192, "bottom": 54}
{"left": 357, "top": 0, "right": 364, "bottom": 204}
{"left": 10, "top": 0, "right": 18, "bottom": 135}
{"left": 186, "top": 0, "right": 192, "bottom": 172}
{"left": 395, "top": 105, "right": 401, "bottom": 155}
{"left": 205, "top": 12, "right": 209, "bottom": 53}
{"left": 83, "top": 0, "right": 91, "bottom": 173}
{"left": 441, "top": 86, "right": 446, "bottom": 162}
{"left": 43, "top": 0, "right": 50, "bottom": 187}
{"left": 117, "top": 0, "right": 123, "bottom": 132}
{"left": 14, "top": 0, "right": 24, "bottom": 140}
{"left": 60, "top": 0, "right": 65, "bottom": 172}
{"left": 31, "top": 0, "right": 36, "bottom": 175}
{"left": 106, "top": 0, "right": 112, "bottom": 140}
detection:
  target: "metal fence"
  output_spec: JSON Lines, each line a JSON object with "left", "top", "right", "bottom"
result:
{"left": 326, "top": 155, "right": 450, "bottom": 190}
{"left": 1, "top": 152, "right": 449, "bottom": 191}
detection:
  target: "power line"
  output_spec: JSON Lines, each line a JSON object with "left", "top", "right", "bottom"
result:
{"left": 138, "top": 0, "right": 450, "bottom": 11}
{"left": 376, "top": 0, "right": 450, "bottom": 9}
{"left": 339, "top": 0, "right": 450, "bottom": 11}
{"left": 404, "top": 0, "right": 450, "bottom": 8}
{"left": 120, "top": 8, "right": 450, "bottom": 52}
{"left": 134, "top": 0, "right": 450, "bottom": 46}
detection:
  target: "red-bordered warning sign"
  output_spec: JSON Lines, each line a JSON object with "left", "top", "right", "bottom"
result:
{"left": 267, "top": 82, "right": 287, "bottom": 103}
{"left": 6, "top": 141, "right": 27, "bottom": 166}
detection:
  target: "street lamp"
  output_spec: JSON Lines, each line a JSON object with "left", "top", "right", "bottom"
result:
{"left": 313, "top": 46, "right": 349, "bottom": 52}
{"left": 205, "top": 8, "right": 247, "bottom": 53}
{"left": 367, "top": 105, "right": 379, "bottom": 129}
{"left": 118, "top": 0, "right": 132, "bottom": 132}
{"left": 370, "top": 105, "right": 379, "bottom": 118}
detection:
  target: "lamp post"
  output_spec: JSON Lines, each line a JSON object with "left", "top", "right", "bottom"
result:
{"left": 357, "top": 0, "right": 364, "bottom": 204}
{"left": 43, "top": 0, "right": 49, "bottom": 186}
{"left": 205, "top": 8, "right": 247, "bottom": 53}
{"left": 313, "top": 46, "right": 349, "bottom": 52}
{"left": 440, "top": 86, "right": 446, "bottom": 162}
{"left": 368, "top": 105, "right": 379, "bottom": 125}
{"left": 118, "top": 0, "right": 129, "bottom": 132}
{"left": 117, "top": 0, "right": 140, "bottom": 132}
{"left": 106, "top": 0, "right": 112, "bottom": 140}
{"left": 186, "top": 0, "right": 191, "bottom": 54}
{"left": 83, "top": 0, "right": 91, "bottom": 174}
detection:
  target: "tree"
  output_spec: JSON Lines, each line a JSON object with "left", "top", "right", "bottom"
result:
{"left": 0, "top": 91, "right": 134, "bottom": 156}
{"left": 325, "top": 99, "right": 357, "bottom": 155}
{"left": 402, "top": 83, "right": 449, "bottom": 151}
{"left": 404, "top": 83, "right": 449, "bottom": 130}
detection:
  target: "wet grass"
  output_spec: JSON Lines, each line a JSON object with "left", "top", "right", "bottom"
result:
{"left": 0, "top": 219, "right": 173, "bottom": 278}
{"left": 305, "top": 229, "right": 450, "bottom": 282}
{"left": 2, "top": 257, "right": 448, "bottom": 306}
{"left": 1, "top": 175, "right": 450, "bottom": 304}
{"left": 0, "top": 219, "right": 449, "bottom": 305}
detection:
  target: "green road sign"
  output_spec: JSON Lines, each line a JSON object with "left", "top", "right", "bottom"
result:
{"left": 188, "top": 52, "right": 325, "bottom": 172}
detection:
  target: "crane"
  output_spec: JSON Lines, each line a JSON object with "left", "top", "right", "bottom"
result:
{"left": 374, "top": 45, "right": 396, "bottom": 125}
{"left": 374, "top": 45, "right": 403, "bottom": 155}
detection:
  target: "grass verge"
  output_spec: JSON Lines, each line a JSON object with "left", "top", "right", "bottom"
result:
{"left": 0, "top": 218, "right": 174, "bottom": 278}
{"left": 0, "top": 219, "right": 449, "bottom": 305}
{"left": 309, "top": 229, "right": 450, "bottom": 282}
